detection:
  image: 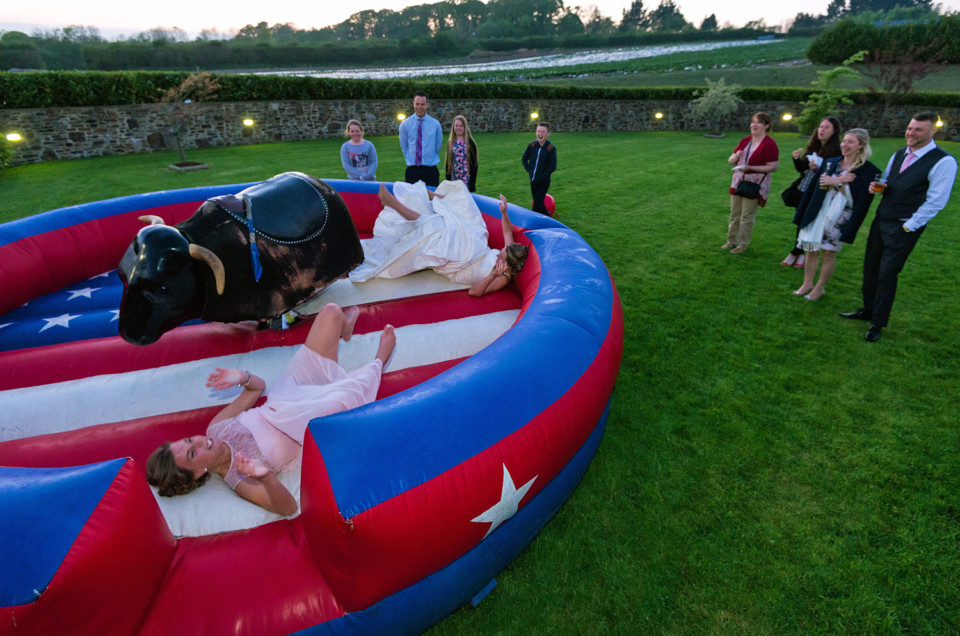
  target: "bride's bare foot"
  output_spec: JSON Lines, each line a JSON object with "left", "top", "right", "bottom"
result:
{"left": 375, "top": 325, "right": 396, "bottom": 365}
{"left": 378, "top": 183, "right": 393, "bottom": 207}
{"left": 341, "top": 306, "right": 360, "bottom": 341}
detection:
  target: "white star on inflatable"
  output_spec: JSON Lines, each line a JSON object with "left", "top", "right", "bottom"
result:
{"left": 0, "top": 323, "right": 11, "bottom": 331}
{"left": 89, "top": 272, "right": 110, "bottom": 279}
{"left": 66, "top": 287, "right": 101, "bottom": 300}
{"left": 471, "top": 464, "right": 537, "bottom": 540}
{"left": 39, "top": 313, "right": 81, "bottom": 332}
{"left": 110, "top": 309, "right": 120, "bottom": 322}
{"left": 67, "top": 287, "right": 100, "bottom": 300}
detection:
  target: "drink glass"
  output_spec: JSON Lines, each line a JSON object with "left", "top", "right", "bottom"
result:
{"left": 873, "top": 173, "right": 887, "bottom": 193}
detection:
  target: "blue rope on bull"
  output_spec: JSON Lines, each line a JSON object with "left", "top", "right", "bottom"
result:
{"left": 242, "top": 193, "right": 263, "bottom": 282}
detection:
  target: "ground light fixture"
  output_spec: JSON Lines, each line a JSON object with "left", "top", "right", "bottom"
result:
{"left": 782, "top": 113, "right": 793, "bottom": 121}
{"left": 243, "top": 119, "right": 255, "bottom": 127}
{"left": 397, "top": 113, "right": 406, "bottom": 121}
{"left": 5, "top": 133, "right": 22, "bottom": 142}
{"left": 530, "top": 112, "right": 539, "bottom": 120}
{"left": 936, "top": 119, "right": 944, "bottom": 128}
{"left": 654, "top": 112, "right": 663, "bottom": 119}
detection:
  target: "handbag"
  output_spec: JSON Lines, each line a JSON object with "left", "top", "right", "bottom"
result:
{"left": 781, "top": 177, "right": 803, "bottom": 207}
{"left": 735, "top": 180, "right": 762, "bottom": 199}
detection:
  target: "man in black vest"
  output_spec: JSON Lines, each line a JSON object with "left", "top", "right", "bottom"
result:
{"left": 840, "top": 111, "right": 957, "bottom": 341}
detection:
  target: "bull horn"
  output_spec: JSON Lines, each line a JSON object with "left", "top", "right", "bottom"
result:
{"left": 139, "top": 215, "right": 166, "bottom": 225}
{"left": 188, "top": 244, "right": 226, "bottom": 296}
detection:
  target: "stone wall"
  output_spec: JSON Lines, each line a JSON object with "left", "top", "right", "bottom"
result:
{"left": 3, "top": 99, "right": 957, "bottom": 167}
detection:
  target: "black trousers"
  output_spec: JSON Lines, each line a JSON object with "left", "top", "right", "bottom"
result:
{"left": 861, "top": 217, "right": 924, "bottom": 328}
{"left": 530, "top": 179, "right": 551, "bottom": 215}
{"left": 405, "top": 165, "right": 440, "bottom": 187}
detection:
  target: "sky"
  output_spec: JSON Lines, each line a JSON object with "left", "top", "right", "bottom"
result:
{"left": 3, "top": 0, "right": 959, "bottom": 39}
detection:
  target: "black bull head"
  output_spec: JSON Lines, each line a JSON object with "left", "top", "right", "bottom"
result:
{"left": 117, "top": 173, "right": 363, "bottom": 345}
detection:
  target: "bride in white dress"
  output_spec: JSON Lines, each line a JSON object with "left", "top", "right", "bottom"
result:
{"left": 349, "top": 180, "right": 528, "bottom": 297}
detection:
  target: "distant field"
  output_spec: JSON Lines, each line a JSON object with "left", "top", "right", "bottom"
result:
{"left": 532, "top": 61, "right": 960, "bottom": 91}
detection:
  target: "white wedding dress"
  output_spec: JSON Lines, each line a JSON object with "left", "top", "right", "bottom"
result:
{"left": 349, "top": 180, "right": 498, "bottom": 285}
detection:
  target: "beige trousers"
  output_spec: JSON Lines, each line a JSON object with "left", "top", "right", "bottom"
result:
{"left": 727, "top": 195, "right": 760, "bottom": 248}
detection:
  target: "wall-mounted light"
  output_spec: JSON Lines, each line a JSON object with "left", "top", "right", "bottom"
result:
{"left": 782, "top": 113, "right": 793, "bottom": 121}
{"left": 243, "top": 119, "right": 255, "bottom": 127}
{"left": 936, "top": 119, "right": 945, "bottom": 128}
{"left": 530, "top": 112, "right": 539, "bottom": 120}
{"left": 5, "top": 133, "right": 22, "bottom": 142}
{"left": 397, "top": 113, "right": 406, "bottom": 121}
{"left": 654, "top": 112, "right": 663, "bottom": 119}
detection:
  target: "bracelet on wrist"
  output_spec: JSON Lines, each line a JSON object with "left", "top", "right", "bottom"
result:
{"left": 241, "top": 371, "right": 253, "bottom": 387}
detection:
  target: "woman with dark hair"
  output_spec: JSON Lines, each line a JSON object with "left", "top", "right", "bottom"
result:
{"left": 792, "top": 128, "right": 877, "bottom": 301}
{"left": 350, "top": 180, "right": 528, "bottom": 297}
{"left": 146, "top": 303, "right": 396, "bottom": 515}
{"left": 781, "top": 117, "right": 842, "bottom": 267}
{"left": 445, "top": 115, "right": 478, "bottom": 192}
{"left": 723, "top": 111, "right": 779, "bottom": 254}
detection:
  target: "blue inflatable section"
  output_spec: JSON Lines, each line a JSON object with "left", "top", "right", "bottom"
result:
{"left": 299, "top": 403, "right": 609, "bottom": 636}
{"left": 0, "top": 459, "right": 125, "bottom": 606}
{"left": 0, "top": 184, "right": 251, "bottom": 248}
{"left": 312, "top": 226, "right": 614, "bottom": 518}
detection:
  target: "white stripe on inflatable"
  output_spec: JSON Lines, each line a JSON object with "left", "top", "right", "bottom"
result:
{"left": 0, "top": 311, "right": 519, "bottom": 441}
{"left": 300, "top": 268, "right": 470, "bottom": 312}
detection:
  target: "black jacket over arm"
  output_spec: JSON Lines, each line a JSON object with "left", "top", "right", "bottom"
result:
{"left": 793, "top": 157, "right": 878, "bottom": 245}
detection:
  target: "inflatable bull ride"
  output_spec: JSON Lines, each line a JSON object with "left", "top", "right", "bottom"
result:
{"left": 0, "top": 174, "right": 623, "bottom": 635}
{"left": 119, "top": 172, "right": 362, "bottom": 345}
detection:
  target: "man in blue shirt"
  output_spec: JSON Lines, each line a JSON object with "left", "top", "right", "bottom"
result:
{"left": 399, "top": 92, "right": 443, "bottom": 187}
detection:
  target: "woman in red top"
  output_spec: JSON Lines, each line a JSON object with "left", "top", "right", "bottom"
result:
{"left": 723, "top": 112, "right": 779, "bottom": 254}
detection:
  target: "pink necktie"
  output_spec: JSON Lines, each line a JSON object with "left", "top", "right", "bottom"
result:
{"left": 899, "top": 151, "right": 915, "bottom": 173}
{"left": 415, "top": 118, "right": 423, "bottom": 166}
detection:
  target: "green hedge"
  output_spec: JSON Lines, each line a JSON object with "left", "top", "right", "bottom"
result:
{"left": 2, "top": 71, "right": 958, "bottom": 110}
{"left": 807, "top": 15, "right": 960, "bottom": 65}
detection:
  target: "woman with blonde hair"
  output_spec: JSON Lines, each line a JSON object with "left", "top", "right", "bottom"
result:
{"left": 340, "top": 119, "right": 378, "bottom": 181}
{"left": 792, "top": 128, "right": 878, "bottom": 301}
{"left": 445, "top": 115, "right": 478, "bottom": 192}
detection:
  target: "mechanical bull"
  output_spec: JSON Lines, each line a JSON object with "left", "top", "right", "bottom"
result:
{"left": 118, "top": 172, "right": 363, "bottom": 345}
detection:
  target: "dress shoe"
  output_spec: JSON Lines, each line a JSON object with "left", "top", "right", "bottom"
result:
{"left": 839, "top": 308, "right": 871, "bottom": 321}
{"left": 865, "top": 326, "right": 882, "bottom": 342}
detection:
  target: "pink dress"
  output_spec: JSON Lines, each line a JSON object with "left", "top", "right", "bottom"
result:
{"left": 207, "top": 347, "right": 383, "bottom": 489}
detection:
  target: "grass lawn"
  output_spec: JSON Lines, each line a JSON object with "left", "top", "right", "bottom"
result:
{"left": 2, "top": 130, "right": 959, "bottom": 633}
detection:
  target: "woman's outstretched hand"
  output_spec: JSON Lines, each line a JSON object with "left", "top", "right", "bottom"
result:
{"left": 206, "top": 367, "right": 244, "bottom": 390}
{"left": 234, "top": 452, "right": 270, "bottom": 478}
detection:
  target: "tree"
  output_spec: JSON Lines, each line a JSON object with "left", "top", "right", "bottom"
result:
{"left": 619, "top": 0, "right": 649, "bottom": 31}
{"left": 557, "top": 11, "right": 586, "bottom": 35}
{"left": 860, "top": 40, "right": 946, "bottom": 129}
{"left": 647, "top": 0, "right": 690, "bottom": 31}
{"left": 160, "top": 72, "right": 220, "bottom": 167}
{"left": 743, "top": 18, "right": 769, "bottom": 30}
{"left": 796, "top": 50, "right": 866, "bottom": 134}
{"left": 585, "top": 6, "right": 615, "bottom": 33}
{"left": 689, "top": 78, "right": 743, "bottom": 134}
{"left": 700, "top": 14, "right": 718, "bottom": 31}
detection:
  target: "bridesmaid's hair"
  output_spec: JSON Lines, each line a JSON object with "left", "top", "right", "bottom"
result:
{"left": 146, "top": 442, "right": 210, "bottom": 497}
{"left": 505, "top": 243, "right": 528, "bottom": 276}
